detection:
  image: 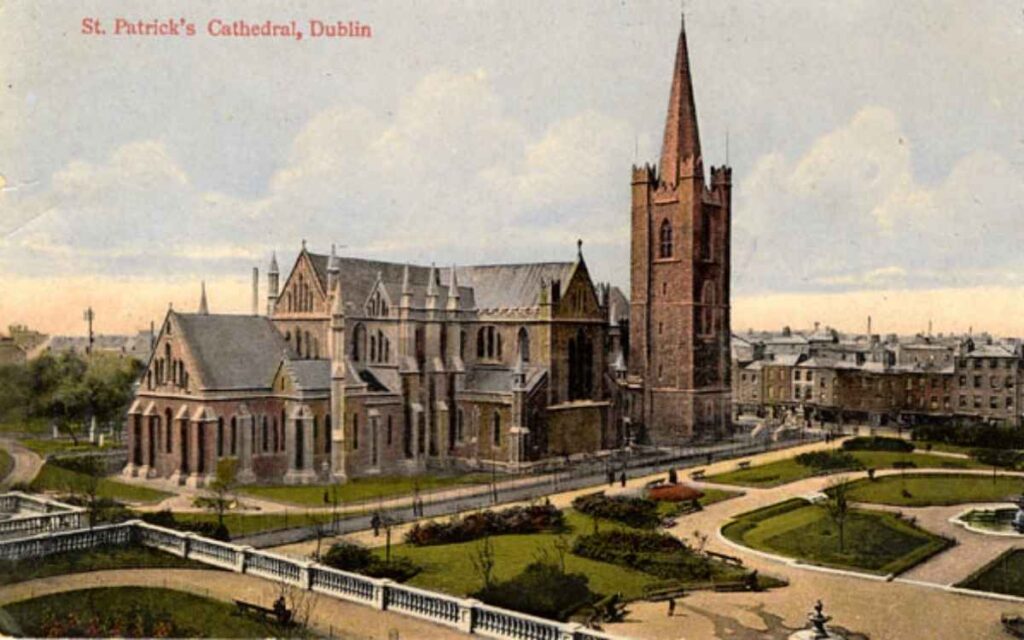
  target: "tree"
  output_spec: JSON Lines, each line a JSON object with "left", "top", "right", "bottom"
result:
{"left": 824, "top": 477, "right": 851, "bottom": 552}
{"left": 203, "top": 458, "right": 238, "bottom": 529}
{"left": 470, "top": 534, "right": 497, "bottom": 590}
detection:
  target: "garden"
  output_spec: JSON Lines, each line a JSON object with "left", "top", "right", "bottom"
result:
{"left": 957, "top": 549, "right": 1024, "bottom": 598}
{"left": 709, "top": 439, "right": 983, "bottom": 488}
{"left": 840, "top": 473, "right": 1024, "bottom": 507}
{"left": 0, "top": 587, "right": 293, "bottom": 638}
{"left": 721, "top": 497, "right": 953, "bottom": 575}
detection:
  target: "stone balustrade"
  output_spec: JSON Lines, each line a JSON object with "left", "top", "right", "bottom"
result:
{"left": 0, "top": 492, "right": 85, "bottom": 540}
{"left": 0, "top": 520, "right": 629, "bottom": 640}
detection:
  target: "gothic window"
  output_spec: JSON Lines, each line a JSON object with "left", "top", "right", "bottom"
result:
{"left": 304, "top": 331, "right": 311, "bottom": 358}
{"left": 700, "top": 281, "right": 715, "bottom": 337}
{"left": 313, "top": 415, "right": 319, "bottom": 453}
{"left": 165, "top": 409, "right": 173, "bottom": 453}
{"left": 477, "top": 329, "right": 485, "bottom": 358}
{"left": 262, "top": 416, "right": 269, "bottom": 453}
{"left": 216, "top": 417, "right": 224, "bottom": 457}
{"left": 460, "top": 331, "right": 467, "bottom": 360}
{"left": 517, "top": 328, "right": 531, "bottom": 363}
{"left": 415, "top": 327, "right": 426, "bottom": 370}
{"left": 295, "top": 326, "right": 302, "bottom": 356}
{"left": 567, "top": 328, "right": 594, "bottom": 400}
{"left": 273, "top": 416, "right": 279, "bottom": 451}
{"left": 387, "top": 415, "right": 393, "bottom": 446}
{"left": 457, "top": 408, "right": 464, "bottom": 441}
{"left": 230, "top": 416, "right": 237, "bottom": 455}
{"left": 352, "top": 413, "right": 359, "bottom": 450}
{"left": 701, "top": 208, "right": 713, "bottom": 261}
{"left": 313, "top": 337, "right": 319, "bottom": 359}
{"left": 370, "top": 335, "right": 377, "bottom": 361}
{"left": 476, "top": 326, "right": 502, "bottom": 360}
{"left": 326, "top": 414, "right": 332, "bottom": 453}
{"left": 492, "top": 411, "right": 501, "bottom": 447}
{"left": 659, "top": 219, "right": 673, "bottom": 258}
{"left": 352, "top": 324, "right": 366, "bottom": 362}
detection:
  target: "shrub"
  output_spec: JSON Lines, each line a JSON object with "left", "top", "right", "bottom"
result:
{"left": 912, "top": 423, "right": 1024, "bottom": 450}
{"left": 322, "top": 542, "right": 421, "bottom": 582}
{"left": 572, "top": 530, "right": 711, "bottom": 581}
{"left": 794, "top": 450, "right": 861, "bottom": 472}
{"left": 473, "top": 561, "right": 598, "bottom": 621}
{"left": 404, "top": 503, "right": 563, "bottom": 546}
{"left": 972, "top": 448, "right": 1022, "bottom": 469}
{"left": 572, "top": 492, "right": 661, "bottom": 529}
{"left": 842, "top": 436, "right": 914, "bottom": 453}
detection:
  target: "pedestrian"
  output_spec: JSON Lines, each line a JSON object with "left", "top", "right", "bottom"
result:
{"left": 607, "top": 469, "right": 615, "bottom": 486}
{"left": 619, "top": 471, "right": 626, "bottom": 488}
{"left": 371, "top": 512, "right": 382, "bottom": 537}
{"left": 667, "top": 598, "right": 676, "bottom": 617}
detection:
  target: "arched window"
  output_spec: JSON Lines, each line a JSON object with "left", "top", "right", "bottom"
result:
{"left": 325, "top": 415, "right": 332, "bottom": 453}
{"left": 304, "top": 331, "right": 311, "bottom": 359}
{"left": 517, "top": 328, "right": 530, "bottom": 363}
{"left": 370, "top": 335, "right": 377, "bottom": 362}
{"left": 659, "top": 219, "right": 673, "bottom": 258}
{"left": 352, "top": 414, "right": 359, "bottom": 450}
{"left": 165, "top": 409, "right": 173, "bottom": 453}
{"left": 313, "top": 415, "right": 319, "bottom": 453}
{"left": 460, "top": 331, "right": 467, "bottom": 360}
{"left": 272, "top": 416, "right": 279, "bottom": 452}
{"left": 477, "top": 329, "right": 485, "bottom": 358}
{"left": 262, "top": 416, "right": 269, "bottom": 453}
{"left": 352, "top": 324, "right": 366, "bottom": 362}
{"left": 568, "top": 328, "right": 594, "bottom": 400}
{"left": 216, "top": 417, "right": 225, "bottom": 457}
{"left": 295, "top": 327, "right": 303, "bottom": 357}
{"left": 492, "top": 411, "right": 501, "bottom": 447}
{"left": 700, "top": 280, "right": 715, "bottom": 336}
{"left": 230, "top": 416, "right": 237, "bottom": 455}
{"left": 477, "top": 326, "right": 501, "bottom": 360}
{"left": 457, "top": 408, "right": 464, "bottom": 441}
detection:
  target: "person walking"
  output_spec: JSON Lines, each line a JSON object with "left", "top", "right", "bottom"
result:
{"left": 619, "top": 471, "right": 626, "bottom": 488}
{"left": 667, "top": 598, "right": 676, "bottom": 617}
{"left": 371, "top": 512, "right": 382, "bottom": 537}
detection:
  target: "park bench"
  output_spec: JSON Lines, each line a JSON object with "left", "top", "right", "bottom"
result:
{"left": 234, "top": 599, "right": 291, "bottom": 625}
{"left": 706, "top": 550, "right": 743, "bottom": 566}
{"left": 690, "top": 469, "right": 706, "bottom": 481}
{"left": 642, "top": 581, "right": 686, "bottom": 602}
{"left": 736, "top": 460, "right": 751, "bottom": 470}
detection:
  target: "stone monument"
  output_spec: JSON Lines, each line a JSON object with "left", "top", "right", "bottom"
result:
{"left": 789, "top": 600, "right": 846, "bottom": 640}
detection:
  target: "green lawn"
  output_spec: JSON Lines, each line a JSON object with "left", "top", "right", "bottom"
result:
{"left": 911, "top": 441, "right": 979, "bottom": 456}
{"left": 372, "top": 510, "right": 663, "bottom": 600}
{"left": 699, "top": 487, "right": 743, "bottom": 507}
{"left": 0, "top": 544, "right": 209, "bottom": 587}
{"left": 708, "top": 451, "right": 983, "bottom": 488}
{"left": 842, "top": 473, "right": 1024, "bottom": 507}
{"left": 30, "top": 462, "right": 171, "bottom": 503}
{"left": 957, "top": 549, "right": 1024, "bottom": 597}
{"left": 239, "top": 473, "right": 494, "bottom": 507}
{"left": 0, "top": 587, "right": 295, "bottom": 638}
{"left": 0, "top": 417, "right": 51, "bottom": 436}
{"left": 19, "top": 437, "right": 117, "bottom": 456}
{"left": 722, "top": 499, "right": 952, "bottom": 575}
{"left": 174, "top": 511, "right": 331, "bottom": 537}
{"left": 0, "top": 449, "right": 12, "bottom": 484}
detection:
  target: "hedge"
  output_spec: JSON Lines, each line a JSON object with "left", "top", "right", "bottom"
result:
{"left": 572, "top": 492, "right": 662, "bottom": 529}
{"left": 842, "top": 436, "right": 914, "bottom": 453}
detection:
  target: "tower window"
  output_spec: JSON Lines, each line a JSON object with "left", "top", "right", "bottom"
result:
{"left": 659, "top": 219, "right": 673, "bottom": 258}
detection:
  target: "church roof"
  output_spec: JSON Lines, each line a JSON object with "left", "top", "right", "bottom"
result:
{"left": 282, "top": 358, "right": 331, "bottom": 391}
{"left": 174, "top": 313, "right": 291, "bottom": 391}
{"left": 305, "top": 253, "right": 578, "bottom": 312}
{"left": 659, "top": 15, "right": 702, "bottom": 183}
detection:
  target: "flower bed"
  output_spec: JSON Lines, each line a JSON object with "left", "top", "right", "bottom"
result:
{"left": 572, "top": 492, "right": 661, "bottom": 529}
{"left": 404, "top": 503, "right": 564, "bottom": 546}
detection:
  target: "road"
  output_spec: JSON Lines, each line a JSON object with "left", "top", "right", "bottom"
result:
{"left": 0, "top": 438, "right": 43, "bottom": 487}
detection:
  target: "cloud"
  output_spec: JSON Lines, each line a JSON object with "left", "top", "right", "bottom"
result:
{"left": 2, "top": 69, "right": 633, "bottom": 284}
{"left": 734, "top": 106, "right": 1024, "bottom": 294}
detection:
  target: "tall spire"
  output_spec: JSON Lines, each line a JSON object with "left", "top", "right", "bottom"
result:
{"left": 198, "top": 281, "right": 209, "bottom": 315}
{"left": 659, "top": 14, "right": 702, "bottom": 184}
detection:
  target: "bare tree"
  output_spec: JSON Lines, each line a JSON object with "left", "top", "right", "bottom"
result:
{"left": 274, "top": 579, "right": 315, "bottom": 638}
{"left": 203, "top": 458, "right": 238, "bottom": 529}
{"left": 824, "top": 477, "right": 851, "bottom": 552}
{"left": 552, "top": 531, "right": 571, "bottom": 574}
{"left": 470, "top": 534, "right": 497, "bottom": 590}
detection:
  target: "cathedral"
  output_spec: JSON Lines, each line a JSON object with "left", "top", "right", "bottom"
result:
{"left": 123, "top": 18, "right": 732, "bottom": 486}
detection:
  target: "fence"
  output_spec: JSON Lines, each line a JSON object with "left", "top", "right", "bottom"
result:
{"left": 0, "top": 491, "right": 85, "bottom": 540}
{"left": 0, "top": 521, "right": 624, "bottom": 640}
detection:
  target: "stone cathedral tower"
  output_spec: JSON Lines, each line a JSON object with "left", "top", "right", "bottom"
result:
{"left": 627, "top": 16, "right": 732, "bottom": 444}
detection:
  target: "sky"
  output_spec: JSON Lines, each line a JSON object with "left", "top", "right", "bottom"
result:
{"left": 2, "top": 0, "right": 1023, "bottom": 337}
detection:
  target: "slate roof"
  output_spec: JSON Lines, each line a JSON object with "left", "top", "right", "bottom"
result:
{"left": 968, "top": 344, "right": 1017, "bottom": 359}
{"left": 174, "top": 313, "right": 292, "bottom": 391}
{"left": 307, "top": 253, "right": 579, "bottom": 312}
{"left": 284, "top": 358, "right": 331, "bottom": 391}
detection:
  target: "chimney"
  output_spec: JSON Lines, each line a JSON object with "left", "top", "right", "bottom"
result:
{"left": 867, "top": 315, "right": 872, "bottom": 336}
{"left": 252, "top": 267, "right": 259, "bottom": 316}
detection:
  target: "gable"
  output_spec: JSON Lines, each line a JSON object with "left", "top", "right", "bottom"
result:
{"left": 277, "top": 251, "right": 330, "bottom": 316}
{"left": 555, "top": 262, "right": 601, "bottom": 319}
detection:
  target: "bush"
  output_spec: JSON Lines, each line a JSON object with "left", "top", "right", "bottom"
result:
{"left": 572, "top": 530, "right": 711, "bottom": 581}
{"left": 405, "top": 503, "right": 564, "bottom": 546}
{"left": 473, "top": 562, "right": 598, "bottom": 621}
{"left": 794, "top": 450, "right": 861, "bottom": 472}
{"left": 972, "top": 448, "right": 1022, "bottom": 469}
{"left": 572, "top": 492, "right": 661, "bottom": 529}
{"left": 912, "top": 423, "right": 1024, "bottom": 450}
{"left": 140, "top": 510, "right": 230, "bottom": 541}
{"left": 842, "top": 436, "right": 914, "bottom": 453}
{"left": 321, "top": 542, "right": 420, "bottom": 582}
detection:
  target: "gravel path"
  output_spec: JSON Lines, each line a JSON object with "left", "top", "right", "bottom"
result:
{"left": 0, "top": 437, "right": 43, "bottom": 487}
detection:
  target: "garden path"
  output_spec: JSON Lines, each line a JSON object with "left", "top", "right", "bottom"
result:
{"left": 0, "top": 568, "right": 468, "bottom": 639}
{"left": 0, "top": 437, "right": 42, "bottom": 486}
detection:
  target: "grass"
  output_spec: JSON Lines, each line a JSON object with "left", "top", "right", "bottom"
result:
{"left": 30, "top": 462, "right": 171, "bottom": 503}
{"left": 371, "top": 510, "right": 664, "bottom": 600}
{"left": 722, "top": 500, "right": 952, "bottom": 575}
{"left": 239, "top": 473, "right": 494, "bottom": 507}
{"left": 0, "top": 449, "right": 12, "bottom": 483}
{"left": 708, "top": 451, "right": 984, "bottom": 488}
{"left": 19, "top": 438, "right": 117, "bottom": 456}
{"left": 842, "top": 473, "right": 1024, "bottom": 507}
{"left": 957, "top": 549, "right": 1024, "bottom": 597}
{"left": 0, "top": 544, "right": 210, "bottom": 587}
{"left": 698, "top": 487, "right": 743, "bottom": 507}
{"left": 174, "top": 511, "right": 330, "bottom": 537}
{"left": 0, "top": 587, "right": 296, "bottom": 638}
{"left": 911, "top": 441, "right": 979, "bottom": 456}
{"left": 0, "top": 417, "right": 51, "bottom": 437}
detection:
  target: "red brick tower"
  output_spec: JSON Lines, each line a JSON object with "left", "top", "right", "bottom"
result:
{"left": 627, "top": 16, "right": 732, "bottom": 444}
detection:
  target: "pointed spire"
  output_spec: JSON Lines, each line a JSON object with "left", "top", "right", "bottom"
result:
{"left": 269, "top": 251, "right": 279, "bottom": 275}
{"left": 198, "top": 281, "right": 209, "bottom": 315}
{"left": 659, "top": 14, "right": 702, "bottom": 183}
{"left": 448, "top": 264, "right": 459, "bottom": 295}
{"left": 328, "top": 243, "right": 340, "bottom": 272}
{"left": 426, "top": 263, "right": 438, "bottom": 297}
{"left": 576, "top": 238, "right": 584, "bottom": 261}
{"left": 331, "top": 276, "right": 344, "bottom": 317}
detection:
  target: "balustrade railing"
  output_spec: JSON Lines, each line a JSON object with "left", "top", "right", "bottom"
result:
{"left": 309, "top": 564, "right": 375, "bottom": 602}
{"left": 387, "top": 582, "right": 461, "bottom": 623}
{"left": 0, "top": 519, "right": 628, "bottom": 640}
{"left": 0, "top": 492, "right": 85, "bottom": 540}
